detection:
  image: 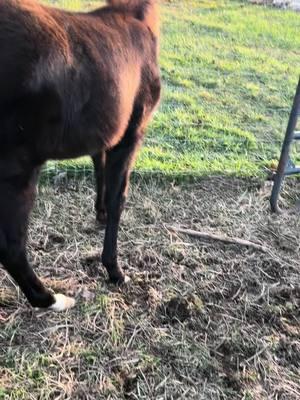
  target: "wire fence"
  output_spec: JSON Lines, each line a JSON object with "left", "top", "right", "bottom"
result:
{"left": 39, "top": 0, "right": 300, "bottom": 181}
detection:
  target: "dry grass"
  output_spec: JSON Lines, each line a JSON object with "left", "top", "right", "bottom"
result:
{"left": 0, "top": 176, "right": 299, "bottom": 399}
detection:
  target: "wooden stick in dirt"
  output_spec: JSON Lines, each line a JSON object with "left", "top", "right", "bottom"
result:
{"left": 168, "top": 226, "right": 268, "bottom": 253}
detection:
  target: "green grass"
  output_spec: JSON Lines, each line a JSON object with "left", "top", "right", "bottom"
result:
{"left": 44, "top": 0, "right": 300, "bottom": 177}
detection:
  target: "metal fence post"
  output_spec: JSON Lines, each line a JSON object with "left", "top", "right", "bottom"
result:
{"left": 270, "top": 77, "right": 300, "bottom": 213}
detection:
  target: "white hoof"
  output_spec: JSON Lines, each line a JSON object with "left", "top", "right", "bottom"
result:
{"left": 124, "top": 275, "right": 131, "bottom": 284}
{"left": 50, "top": 293, "right": 76, "bottom": 312}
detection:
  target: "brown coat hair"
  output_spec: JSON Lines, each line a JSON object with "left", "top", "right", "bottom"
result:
{"left": 0, "top": 0, "right": 161, "bottom": 309}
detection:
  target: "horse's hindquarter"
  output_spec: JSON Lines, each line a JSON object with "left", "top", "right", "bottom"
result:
{"left": 68, "top": 13, "right": 143, "bottom": 151}
{"left": 0, "top": 1, "right": 155, "bottom": 161}
{"left": 30, "top": 12, "right": 144, "bottom": 159}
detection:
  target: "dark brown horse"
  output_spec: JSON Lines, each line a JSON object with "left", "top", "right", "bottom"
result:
{"left": 0, "top": 0, "right": 161, "bottom": 311}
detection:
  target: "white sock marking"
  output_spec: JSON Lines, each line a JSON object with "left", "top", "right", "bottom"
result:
{"left": 124, "top": 275, "right": 131, "bottom": 284}
{"left": 50, "top": 293, "right": 76, "bottom": 312}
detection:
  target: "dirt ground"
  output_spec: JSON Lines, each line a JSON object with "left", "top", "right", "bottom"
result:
{"left": 0, "top": 176, "right": 299, "bottom": 399}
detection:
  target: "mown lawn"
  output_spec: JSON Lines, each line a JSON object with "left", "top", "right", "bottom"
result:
{"left": 45, "top": 0, "right": 300, "bottom": 176}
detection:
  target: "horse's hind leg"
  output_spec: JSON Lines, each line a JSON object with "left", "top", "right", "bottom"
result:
{"left": 1, "top": 241, "right": 52, "bottom": 307}
{"left": 0, "top": 166, "right": 75, "bottom": 311}
{"left": 92, "top": 150, "right": 107, "bottom": 225}
{"left": 101, "top": 107, "right": 144, "bottom": 284}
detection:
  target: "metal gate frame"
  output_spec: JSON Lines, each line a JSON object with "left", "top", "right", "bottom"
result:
{"left": 270, "top": 77, "right": 300, "bottom": 213}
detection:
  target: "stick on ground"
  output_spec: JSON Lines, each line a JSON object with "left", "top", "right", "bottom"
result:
{"left": 168, "top": 226, "right": 268, "bottom": 253}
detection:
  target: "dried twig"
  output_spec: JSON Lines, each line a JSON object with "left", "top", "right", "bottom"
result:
{"left": 167, "top": 226, "right": 268, "bottom": 253}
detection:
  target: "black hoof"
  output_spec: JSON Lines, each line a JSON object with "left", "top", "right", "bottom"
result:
{"left": 108, "top": 272, "right": 127, "bottom": 285}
